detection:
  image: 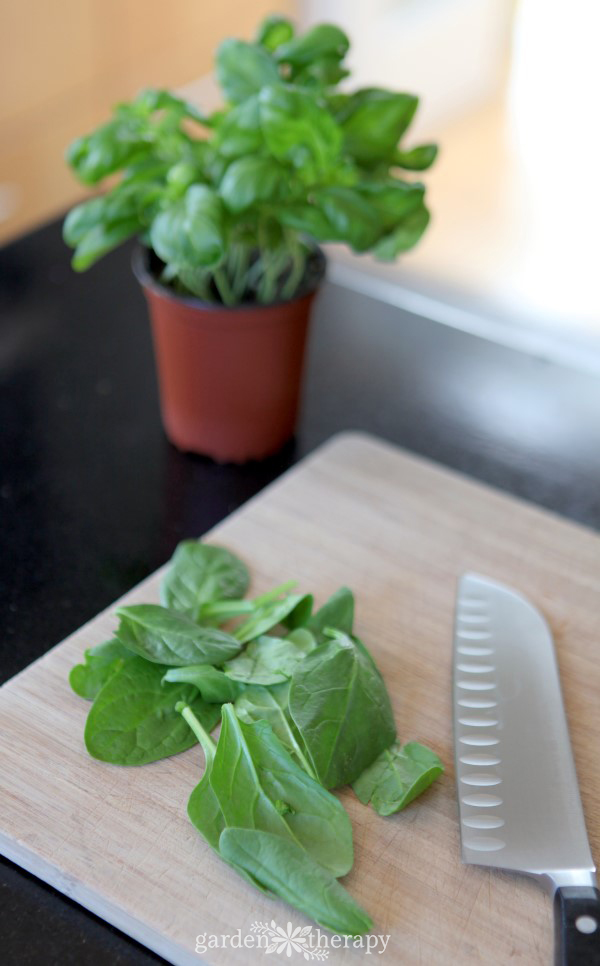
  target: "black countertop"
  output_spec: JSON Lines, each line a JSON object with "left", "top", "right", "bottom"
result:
{"left": 2, "top": 218, "right": 600, "bottom": 964}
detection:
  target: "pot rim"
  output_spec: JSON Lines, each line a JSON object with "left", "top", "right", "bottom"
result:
{"left": 132, "top": 244, "right": 327, "bottom": 313}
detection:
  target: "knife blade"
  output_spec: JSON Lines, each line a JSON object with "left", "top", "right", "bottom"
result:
{"left": 453, "top": 573, "right": 600, "bottom": 965}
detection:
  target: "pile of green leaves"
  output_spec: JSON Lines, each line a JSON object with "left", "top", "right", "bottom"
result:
{"left": 63, "top": 16, "right": 437, "bottom": 306}
{"left": 70, "top": 539, "right": 443, "bottom": 934}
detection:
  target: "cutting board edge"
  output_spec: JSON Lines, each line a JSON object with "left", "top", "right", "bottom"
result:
{"left": 0, "top": 829, "right": 203, "bottom": 966}
{"left": 322, "top": 431, "right": 600, "bottom": 546}
{"left": 4, "top": 429, "right": 596, "bottom": 699}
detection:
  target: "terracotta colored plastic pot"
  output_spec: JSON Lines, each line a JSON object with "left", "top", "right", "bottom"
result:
{"left": 133, "top": 248, "right": 325, "bottom": 463}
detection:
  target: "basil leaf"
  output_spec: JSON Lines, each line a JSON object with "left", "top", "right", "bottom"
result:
{"left": 210, "top": 706, "right": 353, "bottom": 877}
{"left": 275, "top": 24, "right": 349, "bottom": 69}
{"left": 115, "top": 604, "right": 241, "bottom": 666}
{"left": 66, "top": 119, "right": 150, "bottom": 185}
{"left": 311, "top": 186, "right": 382, "bottom": 251}
{"left": 372, "top": 204, "right": 430, "bottom": 261}
{"left": 358, "top": 180, "right": 425, "bottom": 232}
{"left": 63, "top": 198, "right": 109, "bottom": 247}
{"left": 216, "top": 39, "right": 280, "bottom": 105}
{"left": 259, "top": 85, "right": 342, "bottom": 180}
{"left": 338, "top": 88, "right": 418, "bottom": 165}
{"left": 289, "top": 630, "right": 396, "bottom": 788}
{"left": 214, "top": 96, "right": 263, "bottom": 159}
{"left": 71, "top": 219, "right": 140, "bottom": 271}
{"left": 219, "top": 829, "right": 372, "bottom": 936}
{"left": 220, "top": 156, "right": 289, "bottom": 214}
{"left": 256, "top": 16, "right": 295, "bottom": 52}
{"left": 308, "top": 587, "right": 354, "bottom": 642}
{"left": 393, "top": 143, "right": 438, "bottom": 171}
{"left": 69, "top": 639, "right": 133, "bottom": 700}
{"left": 352, "top": 741, "right": 444, "bottom": 815}
{"left": 276, "top": 203, "right": 334, "bottom": 240}
{"left": 84, "top": 657, "right": 219, "bottom": 765}
{"left": 160, "top": 541, "right": 249, "bottom": 618}
{"left": 163, "top": 665, "right": 242, "bottom": 703}
{"left": 224, "top": 628, "right": 316, "bottom": 685}
{"left": 150, "top": 185, "right": 225, "bottom": 270}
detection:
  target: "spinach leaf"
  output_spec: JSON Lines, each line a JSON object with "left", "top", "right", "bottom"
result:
{"left": 234, "top": 592, "right": 313, "bottom": 643}
{"left": 160, "top": 540, "right": 250, "bottom": 618}
{"left": 115, "top": 604, "right": 241, "bottom": 666}
{"left": 180, "top": 703, "right": 269, "bottom": 893}
{"left": 210, "top": 705, "right": 353, "bottom": 877}
{"left": 224, "top": 628, "right": 316, "bottom": 685}
{"left": 234, "top": 684, "right": 315, "bottom": 777}
{"left": 162, "top": 664, "right": 242, "bottom": 703}
{"left": 84, "top": 658, "right": 220, "bottom": 765}
{"left": 352, "top": 741, "right": 444, "bottom": 815}
{"left": 69, "top": 639, "right": 133, "bottom": 700}
{"left": 219, "top": 829, "right": 372, "bottom": 936}
{"left": 308, "top": 587, "right": 354, "bottom": 642}
{"left": 289, "top": 630, "right": 396, "bottom": 788}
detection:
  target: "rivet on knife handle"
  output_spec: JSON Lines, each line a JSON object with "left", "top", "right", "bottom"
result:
{"left": 554, "top": 886, "right": 600, "bottom": 965}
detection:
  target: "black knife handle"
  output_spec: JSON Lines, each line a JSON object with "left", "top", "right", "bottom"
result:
{"left": 554, "top": 886, "right": 600, "bottom": 965}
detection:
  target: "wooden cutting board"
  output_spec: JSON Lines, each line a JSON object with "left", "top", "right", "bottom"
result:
{"left": 1, "top": 432, "right": 599, "bottom": 966}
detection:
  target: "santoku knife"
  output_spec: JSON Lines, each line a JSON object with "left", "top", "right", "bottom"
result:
{"left": 453, "top": 573, "right": 600, "bottom": 965}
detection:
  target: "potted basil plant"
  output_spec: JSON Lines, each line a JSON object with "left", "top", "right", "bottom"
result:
{"left": 63, "top": 16, "right": 437, "bottom": 463}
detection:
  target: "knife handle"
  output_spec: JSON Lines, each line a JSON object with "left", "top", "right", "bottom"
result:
{"left": 554, "top": 886, "right": 600, "bottom": 965}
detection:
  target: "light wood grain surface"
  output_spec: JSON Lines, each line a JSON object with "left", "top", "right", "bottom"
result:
{"left": 1, "top": 432, "right": 598, "bottom": 965}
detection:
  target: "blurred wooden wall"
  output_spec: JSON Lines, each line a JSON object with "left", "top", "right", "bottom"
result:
{"left": 0, "top": 1, "right": 294, "bottom": 244}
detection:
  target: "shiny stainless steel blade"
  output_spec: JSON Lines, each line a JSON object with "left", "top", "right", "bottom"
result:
{"left": 453, "top": 573, "right": 596, "bottom": 892}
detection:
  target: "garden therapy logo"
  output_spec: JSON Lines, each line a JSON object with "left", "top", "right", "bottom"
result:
{"left": 195, "top": 920, "right": 391, "bottom": 957}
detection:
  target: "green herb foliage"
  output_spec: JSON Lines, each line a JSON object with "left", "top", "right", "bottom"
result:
{"left": 234, "top": 683, "right": 315, "bottom": 777}
{"left": 307, "top": 586, "right": 354, "bottom": 642}
{"left": 115, "top": 604, "right": 242, "bottom": 666}
{"left": 162, "top": 664, "right": 242, "bottom": 703}
{"left": 233, "top": 591, "right": 313, "bottom": 643}
{"left": 209, "top": 705, "right": 353, "bottom": 876}
{"left": 182, "top": 703, "right": 367, "bottom": 934}
{"left": 220, "top": 829, "right": 372, "bottom": 936}
{"left": 69, "top": 537, "right": 443, "bottom": 932}
{"left": 84, "top": 657, "right": 220, "bottom": 765}
{"left": 160, "top": 541, "right": 249, "bottom": 618}
{"left": 289, "top": 629, "right": 397, "bottom": 788}
{"left": 352, "top": 741, "right": 444, "bottom": 815}
{"left": 64, "top": 17, "right": 436, "bottom": 305}
{"left": 224, "top": 628, "right": 317, "bottom": 684}
{"left": 69, "top": 638, "right": 133, "bottom": 700}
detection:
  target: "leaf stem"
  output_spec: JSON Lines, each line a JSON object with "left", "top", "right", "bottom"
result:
{"left": 252, "top": 581, "right": 297, "bottom": 607}
{"left": 286, "top": 726, "right": 318, "bottom": 781}
{"left": 176, "top": 702, "right": 217, "bottom": 764}
{"left": 213, "top": 266, "right": 236, "bottom": 307}
{"left": 281, "top": 235, "right": 307, "bottom": 301}
{"left": 200, "top": 599, "right": 255, "bottom": 620}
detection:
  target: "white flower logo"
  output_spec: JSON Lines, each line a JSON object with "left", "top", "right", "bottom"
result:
{"left": 250, "top": 921, "right": 329, "bottom": 960}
